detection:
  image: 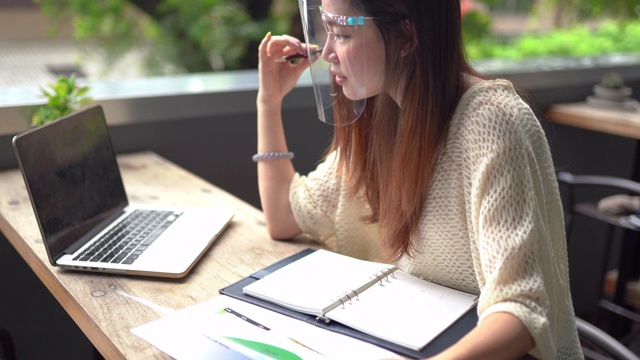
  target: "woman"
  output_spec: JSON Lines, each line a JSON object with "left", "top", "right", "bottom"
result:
{"left": 255, "top": 0, "right": 583, "bottom": 358}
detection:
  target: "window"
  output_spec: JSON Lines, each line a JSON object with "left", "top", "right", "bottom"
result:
{"left": 462, "top": 0, "right": 640, "bottom": 73}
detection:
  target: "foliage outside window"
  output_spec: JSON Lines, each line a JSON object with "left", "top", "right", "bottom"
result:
{"left": 35, "top": 0, "right": 640, "bottom": 78}
{"left": 462, "top": 0, "right": 640, "bottom": 62}
{"left": 35, "top": 0, "right": 298, "bottom": 74}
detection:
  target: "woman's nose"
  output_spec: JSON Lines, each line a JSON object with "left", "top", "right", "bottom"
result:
{"left": 321, "top": 37, "right": 337, "bottom": 62}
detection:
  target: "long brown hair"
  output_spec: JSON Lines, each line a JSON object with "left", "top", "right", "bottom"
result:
{"left": 328, "top": 0, "right": 479, "bottom": 260}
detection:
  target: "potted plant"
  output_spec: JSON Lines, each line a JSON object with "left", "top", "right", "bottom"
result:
{"left": 587, "top": 71, "right": 638, "bottom": 110}
{"left": 592, "top": 71, "right": 633, "bottom": 102}
{"left": 31, "top": 74, "right": 93, "bottom": 127}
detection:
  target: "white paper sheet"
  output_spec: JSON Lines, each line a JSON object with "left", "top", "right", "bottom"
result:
{"left": 131, "top": 295, "right": 404, "bottom": 360}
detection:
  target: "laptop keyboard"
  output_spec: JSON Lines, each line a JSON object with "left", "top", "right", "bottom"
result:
{"left": 73, "top": 209, "right": 182, "bottom": 265}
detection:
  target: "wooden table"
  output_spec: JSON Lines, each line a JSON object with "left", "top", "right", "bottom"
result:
{"left": 546, "top": 102, "right": 640, "bottom": 140}
{"left": 0, "top": 151, "right": 317, "bottom": 359}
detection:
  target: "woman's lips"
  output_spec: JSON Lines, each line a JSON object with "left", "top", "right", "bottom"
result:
{"left": 334, "top": 74, "right": 347, "bottom": 85}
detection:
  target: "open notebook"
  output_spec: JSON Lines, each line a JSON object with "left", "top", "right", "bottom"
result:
{"left": 13, "top": 105, "right": 234, "bottom": 278}
{"left": 242, "top": 249, "right": 478, "bottom": 352}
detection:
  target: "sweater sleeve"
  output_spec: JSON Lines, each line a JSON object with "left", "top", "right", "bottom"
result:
{"left": 461, "top": 91, "right": 567, "bottom": 359}
{"left": 289, "top": 151, "right": 341, "bottom": 247}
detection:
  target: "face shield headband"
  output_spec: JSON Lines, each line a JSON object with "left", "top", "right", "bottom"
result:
{"left": 298, "top": 0, "right": 382, "bottom": 126}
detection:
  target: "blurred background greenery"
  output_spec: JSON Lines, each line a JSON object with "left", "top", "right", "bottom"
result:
{"left": 463, "top": 0, "right": 640, "bottom": 61}
{"left": 33, "top": 0, "right": 640, "bottom": 75}
{"left": 34, "top": 0, "right": 300, "bottom": 74}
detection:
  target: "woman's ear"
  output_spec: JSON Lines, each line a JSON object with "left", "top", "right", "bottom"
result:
{"left": 400, "top": 19, "right": 418, "bottom": 57}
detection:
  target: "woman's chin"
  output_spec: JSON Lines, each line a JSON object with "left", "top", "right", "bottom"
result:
{"left": 342, "top": 89, "right": 368, "bottom": 101}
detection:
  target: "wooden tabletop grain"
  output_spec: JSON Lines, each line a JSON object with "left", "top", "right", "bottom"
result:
{"left": 0, "top": 151, "right": 318, "bottom": 359}
{"left": 546, "top": 102, "right": 640, "bottom": 140}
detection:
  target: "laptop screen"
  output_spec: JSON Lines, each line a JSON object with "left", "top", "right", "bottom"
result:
{"left": 13, "top": 106, "right": 128, "bottom": 261}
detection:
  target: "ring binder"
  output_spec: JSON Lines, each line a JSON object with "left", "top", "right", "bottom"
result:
{"left": 241, "top": 249, "right": 479, "bottom": 353}
{"left": 313, "top": 265, "right": 400, "bottom": 319}
{"left": 373, "top": 267, "right": 395, "bottom": 286}
{"left": 222, "top": 248, "right": 480, "bottom": 359}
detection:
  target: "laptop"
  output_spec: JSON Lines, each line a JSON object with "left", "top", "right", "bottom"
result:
{"left": 12, "top": 105, "right": 235, "bottom": 278}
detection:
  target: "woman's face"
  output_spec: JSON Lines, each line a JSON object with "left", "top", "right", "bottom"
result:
{"left": 320, "top": 0, "right": 386, "bottom": 101}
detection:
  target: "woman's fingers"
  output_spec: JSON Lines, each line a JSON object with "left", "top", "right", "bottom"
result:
{"left": 258, "top": 32, "right": 273, "bottom": 63}
{"left": 258, "top": 32, "right": 311, "bottom": 101}
{"left": 265, "top": 34, "right": 307, "bottom": 61}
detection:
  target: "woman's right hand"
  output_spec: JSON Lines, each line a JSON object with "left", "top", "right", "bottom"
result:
{"left": 257, "top": 32, "right": 311, "bottom": 105}
{"left": 255, "top": 32, "right": 305, "bottom": 240}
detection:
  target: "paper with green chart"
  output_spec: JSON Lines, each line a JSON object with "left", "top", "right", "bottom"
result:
{"left": 130, "top": 294, "right": 402, "bottom": 359}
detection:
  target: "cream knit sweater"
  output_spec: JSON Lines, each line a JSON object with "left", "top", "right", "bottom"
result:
{"left": 289, "top": 79, "right": 583, "bottom": 359}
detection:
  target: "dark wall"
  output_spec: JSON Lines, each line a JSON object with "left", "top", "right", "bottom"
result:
{"left": 107, "top": 105, "right": 333, "bottom": 210}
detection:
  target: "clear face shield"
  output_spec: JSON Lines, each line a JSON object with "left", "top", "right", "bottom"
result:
{"left": 298, "top": 0, "right": 374, "bottom": 125}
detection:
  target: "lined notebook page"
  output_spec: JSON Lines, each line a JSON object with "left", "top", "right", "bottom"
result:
{"left": 242, "top": 249, "right": 394, "bottom": 316}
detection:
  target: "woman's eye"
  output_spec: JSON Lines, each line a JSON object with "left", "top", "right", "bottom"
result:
{"left": 327, "top": 32, "right": 350, "bottom": 42}
{"left": 333, "top": 33, "right": 349, "bottom": 41}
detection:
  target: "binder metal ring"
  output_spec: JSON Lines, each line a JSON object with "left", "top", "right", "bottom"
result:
{"left": 344, "top": 292, "right": 353, "bottom": 304}
{"left": 374, "top": 274, "right": 385, "bottom": 286}
{"left": 383, "top": 269, "right": 392, "bottom": 282}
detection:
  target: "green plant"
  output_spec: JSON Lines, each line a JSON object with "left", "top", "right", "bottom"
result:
{"left": 534, "top": 0, "right": 639, "bottom": 27}
{"left": 31, "top": 74, "right": 93, "bottom": 127}
{"left": 35, "top": 0, "right": 297, "bottom": 74}
{"left": 599, "top": 71, "right": 625, "bottom": 88}
{"left": 462, "top": 10, "right": 492, "bottom": 42}
{"left": 464, "top": 19, "right": 640, "bottom": 61}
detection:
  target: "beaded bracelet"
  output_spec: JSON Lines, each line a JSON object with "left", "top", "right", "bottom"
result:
{"left": 252, "top": 152, "right": 295, "bottom": 162}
